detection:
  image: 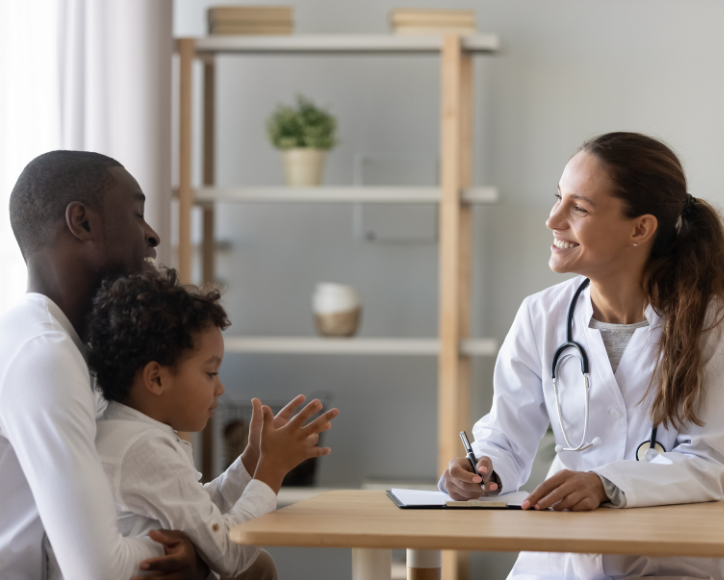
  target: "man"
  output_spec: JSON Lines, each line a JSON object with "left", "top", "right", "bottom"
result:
{"left": 0, "top": 151, "right": 207, "bottom": 579}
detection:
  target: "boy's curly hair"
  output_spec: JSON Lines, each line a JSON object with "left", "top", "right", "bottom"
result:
{"left": 87, "top": 267, "right": 230, "bottom": 403}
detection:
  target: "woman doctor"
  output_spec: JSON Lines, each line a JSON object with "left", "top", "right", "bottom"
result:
{"left": 441, "top": 132, "right": 724, "bottom": 580}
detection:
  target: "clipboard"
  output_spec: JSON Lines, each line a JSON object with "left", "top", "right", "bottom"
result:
{"left": 387, "top": 489, "right": 524, "bottom": 510}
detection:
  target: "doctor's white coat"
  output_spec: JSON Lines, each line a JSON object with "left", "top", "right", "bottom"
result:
{"left": 471, "top": 276, "right": 724, "bottom": 580}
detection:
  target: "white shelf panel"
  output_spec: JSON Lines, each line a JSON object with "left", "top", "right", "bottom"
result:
{"left": 223, "top": 337, "right": 498, "bottom": 356}
{"left": 192, "top": 34, "right": 500, "bottom": 55}
{"left": 194, "top": 186, "right": 498, "bottom": 204}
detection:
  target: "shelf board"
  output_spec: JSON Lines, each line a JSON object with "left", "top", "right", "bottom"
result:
{"left": 223, "top": 337, "right": 498, "bottom": 356}
{"left": 190, "top": 34, "right": 500, "bottom": 55}
{"left": 193, "top": 186, "right": 498, "bottom": 204}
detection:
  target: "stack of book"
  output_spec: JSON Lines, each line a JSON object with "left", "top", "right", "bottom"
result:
{"left": 208, "top": 5, "right": 294, "bottom": 35}
{"left": 389, "top": 8, "right": 476, "bottom": 36}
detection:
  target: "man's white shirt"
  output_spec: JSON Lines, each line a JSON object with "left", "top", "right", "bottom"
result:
{"left": 0, "top": 293, "right": 157, "bottom": 579}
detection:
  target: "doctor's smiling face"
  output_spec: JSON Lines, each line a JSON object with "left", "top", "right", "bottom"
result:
{"left": 546, "top": 151, "right": 657, "bottom": 280}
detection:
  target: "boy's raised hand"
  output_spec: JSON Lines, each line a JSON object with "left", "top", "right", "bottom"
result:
{"left": 254, "top": 399, "right": 339, "bottom": 493}
{"left": 241, "top": 395, "right": 307, "bottom": 475}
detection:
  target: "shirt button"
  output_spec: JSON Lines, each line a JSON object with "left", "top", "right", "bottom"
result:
{"left": 212, "top": 523, "right": 220, "bottom": 532}
{"left": 609, "top": 409, "right": 621, "bottom": 419}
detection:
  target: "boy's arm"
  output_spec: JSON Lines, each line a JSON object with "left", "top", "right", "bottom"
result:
{"left": 202, "top": 455, "right": 254, "bottom": 513}
{"left": 120, "top": 434, "right": 276, "bottom": 578}
{"left": 0, "top": 337, "right": 159, "bottom": 580}
{"left": 203, "top": 395, "right": 307, "bottom": 512}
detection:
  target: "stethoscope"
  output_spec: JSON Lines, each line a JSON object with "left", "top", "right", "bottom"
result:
{"left": 551, "top": 278, "right": 666, "bottom": 462}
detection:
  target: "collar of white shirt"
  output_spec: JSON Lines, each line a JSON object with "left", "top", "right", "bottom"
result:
{"left": 26, "top": 292, "right": 87, "bottom": 358}
{"left": 103, "top": 401, "right": 186, "bottom": 445}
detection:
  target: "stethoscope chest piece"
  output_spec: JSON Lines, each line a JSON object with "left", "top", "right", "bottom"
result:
{"left": 636, "top": 440, "right": 665, "bottom": 462}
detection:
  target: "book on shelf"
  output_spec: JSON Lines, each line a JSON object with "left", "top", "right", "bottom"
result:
{"left": 208, "top": 5, "right": 293, "bottom": 22}
{"left": 389, "top": 8, "right": 475, "bottom": 27}
{"left": 210, "top": 24, "right": 294, "bottom": 35}
{"left": 389, "top": 8, "right": 477, "bottom": 36}
{"left": 208, "top": 5, "right": 294, "bottom": 35}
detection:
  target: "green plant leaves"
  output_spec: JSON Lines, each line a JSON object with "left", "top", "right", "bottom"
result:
{"left": 266, "top": 95, "right": 338, "bottom": 150}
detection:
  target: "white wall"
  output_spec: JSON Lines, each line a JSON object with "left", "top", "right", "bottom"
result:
{"left": 173, "top": 2, "right": 724, "bottom": 576}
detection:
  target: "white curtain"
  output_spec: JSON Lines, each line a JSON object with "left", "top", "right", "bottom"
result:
{"left": 0, "top": 0, "right": 174, "bottom": 317}
{"left": 0, "top": 1, "right": 61, "bottom": 315}
{"left": 58, "top": 0, "right": 174, "bottom": 265}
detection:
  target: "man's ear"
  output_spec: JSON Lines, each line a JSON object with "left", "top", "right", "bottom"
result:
{"left": 141, "top": 361, "right": 168, "bottom": 396}
{"left": 65, "top": 201, "right": 101, "bottom": 241}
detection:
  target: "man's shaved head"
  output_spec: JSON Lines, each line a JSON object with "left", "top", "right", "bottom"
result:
{"left": 9, "top": 150, "right": 122, "bottom": 258}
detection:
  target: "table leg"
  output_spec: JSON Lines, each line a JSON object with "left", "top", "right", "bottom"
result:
{"left": 407, "top": 549, "right": 442, "bottom": 580}
{"left": 352, "top": 548, "right": 391, "bottom": 580}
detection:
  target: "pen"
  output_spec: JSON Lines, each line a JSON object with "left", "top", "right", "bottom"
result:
{"left": 459, "top": 431, "right": 486, "bottom": 493}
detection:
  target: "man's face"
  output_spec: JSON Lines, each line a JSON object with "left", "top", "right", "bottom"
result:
{"left": 99, "top": 166, "right": 160, "bottom": 276}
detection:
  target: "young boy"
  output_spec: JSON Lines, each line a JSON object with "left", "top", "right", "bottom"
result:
{"left": 50, "top": 267, "right": 338, "bottom": 579}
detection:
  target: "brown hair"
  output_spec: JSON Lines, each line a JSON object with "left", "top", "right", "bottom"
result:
{"left": 581, "top": 132, "right": 724, "bottom": 429}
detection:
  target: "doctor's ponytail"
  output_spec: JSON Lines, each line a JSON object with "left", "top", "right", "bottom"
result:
{"left": 582, "top": 132, "right": 724, "bottom": 429}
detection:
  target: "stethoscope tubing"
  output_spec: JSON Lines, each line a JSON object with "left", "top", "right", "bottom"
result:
{"left": 552, "top": 278, "right": 662, "bottom": 459}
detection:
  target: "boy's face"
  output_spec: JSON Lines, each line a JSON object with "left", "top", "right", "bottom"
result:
{"left": 163, "top": 326, "right": 225, "bottom": 432}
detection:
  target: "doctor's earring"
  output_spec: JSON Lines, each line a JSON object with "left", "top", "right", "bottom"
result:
{"left": 633, "top": 243, "right": 638, "bottom": 247}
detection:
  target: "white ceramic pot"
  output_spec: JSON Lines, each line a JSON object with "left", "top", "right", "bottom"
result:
{"left": 312, "top": 283, "right": 362, "bottom": 337}
{"left": 282, "top": 148, "right": 327, "bottom": 187}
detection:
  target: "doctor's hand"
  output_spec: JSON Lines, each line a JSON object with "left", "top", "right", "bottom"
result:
{"left": 522, "top": 469, "right": 607, "bottom": 512}
{"left": 442, "top": 456, "right": 499, "bottom": 500}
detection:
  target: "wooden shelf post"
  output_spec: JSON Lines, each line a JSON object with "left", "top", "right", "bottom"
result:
{"left": 201, "top": 56, "right": 217, "bottom": 481}
{"left": 438, "top": 35, "right": 474, "bottom": 580}
{"left": 178, "top": 38, "right": 195, "bottom": 285}
{"left": 177, "top": 38, "right": 195, "bottom": 444}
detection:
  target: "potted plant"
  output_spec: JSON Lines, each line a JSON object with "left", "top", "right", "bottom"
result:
{"left": 266, "top": 95, "right": 338, "bottom": 186}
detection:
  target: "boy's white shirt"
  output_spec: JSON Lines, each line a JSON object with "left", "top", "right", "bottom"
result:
{"left": 56, "top": 401, "right": 277, "bottom": 579}
{"left": 0, "top": 293, "right": 158, "bottom": 580}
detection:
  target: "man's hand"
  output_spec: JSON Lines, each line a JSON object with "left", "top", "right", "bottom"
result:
{"left": 441, "top": 456, "right": 499, "bottom": 500}
{"left": 131, "top": 529, "right": 208, "bottom": 580}
{"left": 521, "top": 469, "right": 607, "bottom": 511}
{"left": 241, "top": 395, "right": 307, "bottom": 475}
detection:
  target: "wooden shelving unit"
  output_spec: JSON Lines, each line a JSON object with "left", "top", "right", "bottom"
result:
{"left": 176, "top": 34, "right": 499, "bottom": 580}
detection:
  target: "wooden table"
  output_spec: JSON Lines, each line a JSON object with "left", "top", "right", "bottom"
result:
{"left": 230, "top": 490, "right": 724, "bottom": 580}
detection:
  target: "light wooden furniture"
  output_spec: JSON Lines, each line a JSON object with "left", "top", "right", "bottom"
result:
{"left": 230, "top": 490, "right": 724, "bottom": 580}
{"left": 176, "top": 34, "right": 500, "bottom": 579}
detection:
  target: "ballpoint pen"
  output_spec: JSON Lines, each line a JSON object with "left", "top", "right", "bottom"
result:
{"left": 459, "top": 431, "right": 486, "bottom": 493}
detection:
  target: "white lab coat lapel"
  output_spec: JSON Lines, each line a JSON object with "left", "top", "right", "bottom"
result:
{"left": 577, "top": 283, "right": 627, "bottom": 411}
{"left": 613, "top": 303, "right": 662, "bottom": 406}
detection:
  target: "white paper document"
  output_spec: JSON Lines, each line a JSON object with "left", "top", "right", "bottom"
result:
{"left": 390, "top": 488, "right": 529, "bottom": 507}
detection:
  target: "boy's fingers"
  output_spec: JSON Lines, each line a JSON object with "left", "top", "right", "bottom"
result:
{"left": 308, "top": 446, "right": 331, "bottom": 457}
{"left": 261, "top": 405, "right": 274, "bottom": 432}
{"left": 274, "top": 394, "right": 305, "bottom": 426}
{"left": 249, "top": 398, "right": 262, "bottom": 429}
{"left": 291, "top": 399, "right": 323, "bottom": 425}
{"left": 301, "top": 408, "right": 339, "bottom": 436}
